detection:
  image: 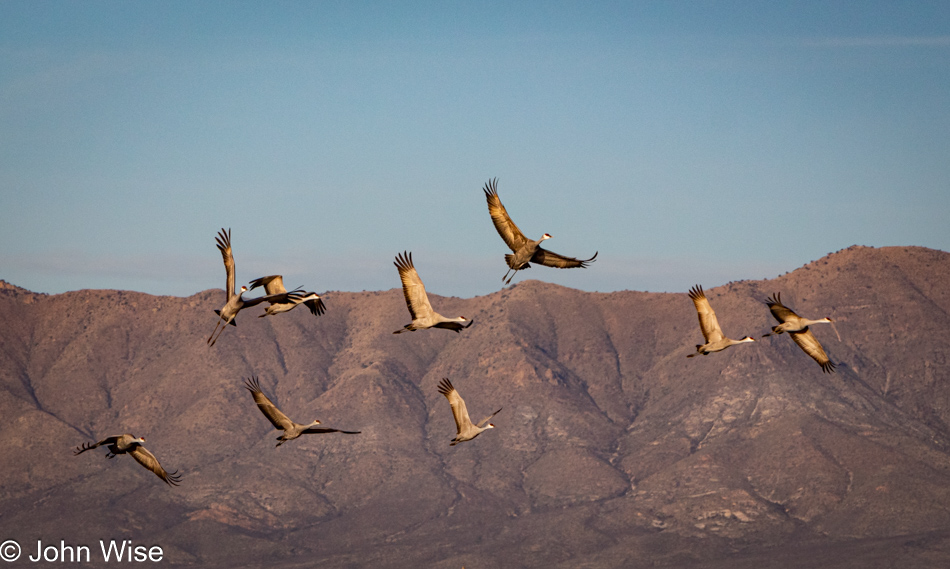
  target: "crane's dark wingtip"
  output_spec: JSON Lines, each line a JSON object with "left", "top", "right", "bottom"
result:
{"left": 764, "top": 292, "right": 783, "bottom": 306}
{"left": 244, "top": 376, "right": 262, "bottom": 393}
{"left": 164, "top": 470, "right": 183, "bottom": 487}
{"left": 687, "top": 284, "right": 705, "bottom": 300}
{"left": 394, "top": 251, "right": 414, "bottom": 271}
{"left": 437, "top": 378, "right": 454, "bottom": 396}
{"left": 482, "top": 177, "right": 499, "bottom": 197}
{"left": 214, "top": 228, "right": 231, "bottom": 250}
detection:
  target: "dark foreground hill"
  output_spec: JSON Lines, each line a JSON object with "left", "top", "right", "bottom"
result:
{"left": 1, "top": 245, "right": 950, "bottom": 568}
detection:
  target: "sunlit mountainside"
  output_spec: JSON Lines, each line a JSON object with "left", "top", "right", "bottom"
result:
{"left": 1, "top": 245, "right": 949, "bottom": 568}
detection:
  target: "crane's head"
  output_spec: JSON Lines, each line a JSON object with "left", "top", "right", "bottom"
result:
{"left": 312, "top": 420, "right": 322, "bottom": 426}
{"left": 240, "top": 285, "right": 248, "bottom": 293}
{"left": 486, "top": 423, "right": 495, "bottom": 429}
{"left": 740, "top": 336, "right": 756, "bottom": 343}
{"left": 541, "top": 233, "right": 552, "bottom": 241}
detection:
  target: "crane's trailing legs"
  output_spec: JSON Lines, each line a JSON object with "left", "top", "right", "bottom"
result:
{"left": 207, "top": 311, "right": 236, "bottom": 347}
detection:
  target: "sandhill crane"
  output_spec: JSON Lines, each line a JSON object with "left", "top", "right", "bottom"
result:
{"left": 244, "top": 377, "right": 360, "bottom": 447}
{"left": 483, "top": 178, "right": 597, "bottom": 284}
{"left": 762, "top": 292, "right": 839, "bottom": 338}
{"left": 686, "top": 285, "right": 755, "bottom": 357}
{"left": 437, "top": 378, "right": 501, "bottom": 445}
{"left": 763, "top": 293, "right": 837, "bottom": 373}
{"left": 393, "top": 251, "right": 473, "bottom": 334}
{"left": 74, "top": 434, "right": 182, "bottom": 486}
{"left": 248, "top": 275, "right": 326, "bottom": 318}
{"left": 207, "top": 229, "right": 303, "bottom": 346}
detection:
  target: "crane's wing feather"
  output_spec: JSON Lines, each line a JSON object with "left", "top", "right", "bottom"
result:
{"left": 765, "top": 293, "right": 799, "bottom": 323}
{"left": 244, "top": 377, "right": 294, "bottom": 430}
{"left": 395, "top": 252, "right": 434, "bottom": 320}
{"left": 688, "top": 285, "right": 724, "bottom": 343}
{"left": 437, "top": 378, "right": 473, "bottom": 434}
{"left": 476, "top": 408, "right": 502, "bottom": 429}
{"left": 248, "top": 275, "right": 288, "bottom": 295}
{"left": 215, "top": 228, "right": 235, "bottom": 302}
{"left": 531, "top": 248, "right": 598, "bottom": 269}
{"left": 484, "top": 178, "right": 528, "bottom": 252}
{"left": 241, "top": 289, "right": 305, "bottom": 308}
{"left": 301, "top": 426, "right": 361, "bottom": 435}
{"left": 304, "top": 295, "right": 326, "bottom": 316}
{"left": 128, "top": 445, "right": 181, "bottom": 486}
{"left": 789, "top": 329, "right": 836, "bottom": 373}
{"left": 433, "top": 319, "right": 474, "bottom": 332}
{"left": 74, "top": 435, "right": 122, "bottom": 455}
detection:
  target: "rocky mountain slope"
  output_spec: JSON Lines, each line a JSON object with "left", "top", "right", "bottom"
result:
{"left": 1, "top": 245, "right": 949, "bottom": 568}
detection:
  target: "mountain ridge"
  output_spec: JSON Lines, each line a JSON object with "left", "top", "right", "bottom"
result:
{"left": 1, "top": 245, "right": 949, "bottom": 568}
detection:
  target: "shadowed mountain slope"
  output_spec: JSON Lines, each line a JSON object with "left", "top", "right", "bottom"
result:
{"left": 1, "top": 246, "right": 949, "bottom": 568}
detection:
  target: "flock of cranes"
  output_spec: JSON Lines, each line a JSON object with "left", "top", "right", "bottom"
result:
{"left": 74, "top": 178, "right": 839, "bottom": 485}
{"left": 685, "top": 285, "right": 838, "bottom": 371}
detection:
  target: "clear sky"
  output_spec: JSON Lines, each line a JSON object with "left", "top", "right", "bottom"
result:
{"left": 1, "top": 1, "right": 948, "bottom": 298}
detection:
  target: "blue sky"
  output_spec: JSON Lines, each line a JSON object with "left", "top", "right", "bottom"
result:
{"left": 1, "top": 1, "right": 948, "bottom": 298}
